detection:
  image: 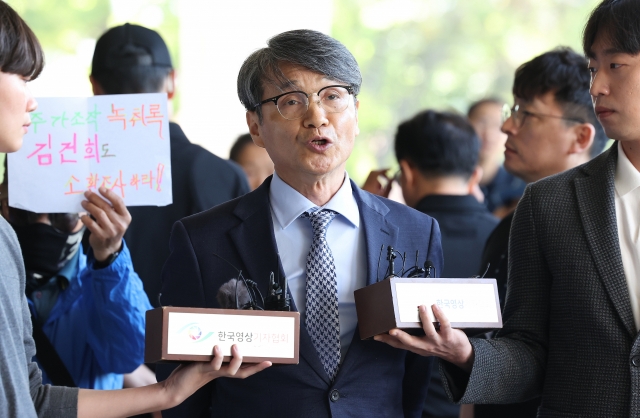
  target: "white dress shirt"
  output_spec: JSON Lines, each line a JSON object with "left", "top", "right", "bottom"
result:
{"left": 269, "top": 171, "right": 367, "bottom": 359}
{"left": 615, "top": 141, "right": 640, "bottom": 331}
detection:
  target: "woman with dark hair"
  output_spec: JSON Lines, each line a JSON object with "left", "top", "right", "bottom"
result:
{"left": 0, "top": 3, "right": 269, "bottom": 417}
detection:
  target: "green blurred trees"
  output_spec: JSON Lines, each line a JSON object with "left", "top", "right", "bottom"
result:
{"left": 1, "top": 0, "right": 602, "bottom": 183}
{"left": 333, "top": 0, "right": 601, "bottom": 182}
{"left": 9, "top": 0, "right": 111, "bottom": 53}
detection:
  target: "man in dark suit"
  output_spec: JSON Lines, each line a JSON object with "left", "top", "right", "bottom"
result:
{"left": 376, "top": 1, "right": 640, "bottom": 416}
{"left": 89, "top": 24, "right": 250, "bottom": 308}
{"left": 391, "top": 110, "right": 499, "bottom": 418}
{"left": 157, "top": 29, "right": 443, "bottom": 417}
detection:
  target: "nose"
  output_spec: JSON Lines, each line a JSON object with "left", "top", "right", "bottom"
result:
{"left": 26, "top": 87, "right": 37, "bottom": 113}
{"left": 501, "top": 115, "right": 516, "bottom": 136}
{"left": 590, "top": 70, "right": 609, "bottom": 98}
{"left": 303, "top": 95, "right": 328, "bottom": 129}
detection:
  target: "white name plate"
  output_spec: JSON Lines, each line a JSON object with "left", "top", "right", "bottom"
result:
{"left": 146, "top": 307, "right": 300, "bottom": 364}
{"left": 354, "top": 277, "right": 502, "bottom": 339}
{"left": 392, "top": 279, "right": 501, "bottom": 326}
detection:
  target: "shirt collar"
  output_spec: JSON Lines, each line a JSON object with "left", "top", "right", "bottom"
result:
{"left": 57, "top": 249, "right": 80, "bottom": 284}
{"left": 269, "top": 171, "right": 360, "bottom": 230}
{"left": 615, "top": 141, "right": 640, "bottom": 197}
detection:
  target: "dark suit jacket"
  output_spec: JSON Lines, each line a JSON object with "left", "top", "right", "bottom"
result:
{"left": 478, "top": 212, "right": 513, "bottom": 311}
{"left": 124, "top": 123, "right": 249, "bottom": 307}
{"left": 157, "top": 176, "right": 443, "bottom": 418}
{"left": 442, "top": 144, "right": 640, "bottom": 417}
{"left": 415, "top": 194, "right": 498, "bottom": 418}
{"left": 416, "top": 194, "right": 498, "bottom": 279}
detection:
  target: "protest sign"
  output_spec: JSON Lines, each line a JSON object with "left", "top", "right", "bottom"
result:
{"left": 8, "top": 93, "right": 172, "bottom": 213}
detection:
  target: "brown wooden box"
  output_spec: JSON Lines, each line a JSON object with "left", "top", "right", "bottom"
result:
{"left": 354, "top": 277, "right": 502, "bottom": 340}
{"left": 145, "top": 307, "right": 300, "bottom": 364}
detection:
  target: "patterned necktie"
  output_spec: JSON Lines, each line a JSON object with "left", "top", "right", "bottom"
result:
{"left": 302, "top": 209, "right": 341, "bottom": 381}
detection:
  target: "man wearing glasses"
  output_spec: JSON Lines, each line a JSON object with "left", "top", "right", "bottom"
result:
{"left": 157, "top": 29, "right": 443, "bottom": 418}
{"left": 470, "top": 47, "right": 609, "bottom": 418}
{"left": 376, "top": 36, "right": 636, "bottom": 416}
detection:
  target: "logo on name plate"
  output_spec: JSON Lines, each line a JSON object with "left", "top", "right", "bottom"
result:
{"left": 176, "top": 322, "right": 214, "bottom": 343}
{"left": 188, "top": 325, "right": 202, "bottom": 341}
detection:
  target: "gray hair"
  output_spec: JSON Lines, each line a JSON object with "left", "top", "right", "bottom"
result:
{"left": 237, "top": 29, "right": 362, "bottom": 119}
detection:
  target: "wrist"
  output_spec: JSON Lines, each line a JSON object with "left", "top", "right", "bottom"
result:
{"left": 452, "top": 343, "right": 475, "bottom": 373}
{"left": 93, "top": 241, "right": 123, "bottom": 268}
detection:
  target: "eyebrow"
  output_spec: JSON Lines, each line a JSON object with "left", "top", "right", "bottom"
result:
{"left": 587, "top": 47, "right": 626, "bottom": 59}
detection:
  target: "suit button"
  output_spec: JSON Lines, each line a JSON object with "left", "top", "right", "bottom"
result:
{"left": 632, "top": 356, "right": 640, "bottom": 367}
{"left": 330, "top": 389, "right": 340, "bottom": 402}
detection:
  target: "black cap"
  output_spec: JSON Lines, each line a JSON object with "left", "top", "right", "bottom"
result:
{"left": 91, "top": 23, "right": 172, "bottom": 74}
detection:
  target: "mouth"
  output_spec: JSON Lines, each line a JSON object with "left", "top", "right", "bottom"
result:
{"left": 594, "top": 106, "right": 614, "bottom": 119}
{"left": 307, "top": 136, "right": 333, "bottom": 152}
{"left": 504, "top": 142, "right": 516, "bottom": 155}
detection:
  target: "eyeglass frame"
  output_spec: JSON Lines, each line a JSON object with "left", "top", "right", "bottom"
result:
{"left": 502, "top": 103, "right": 585, "bottom": 128}
{"left": 251, "top": 85, "right": 356, "bottom": 120}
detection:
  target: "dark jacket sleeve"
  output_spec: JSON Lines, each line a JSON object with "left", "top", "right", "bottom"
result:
{"left": 440, "top": 185, "right": 548, "bottom": 404}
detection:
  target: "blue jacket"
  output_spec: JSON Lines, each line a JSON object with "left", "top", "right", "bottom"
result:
{"left": 28, "top": 241, "right": 151, "bottom": 389}
{"left": 158, "top": 177, "right": 444, "bottom": 418}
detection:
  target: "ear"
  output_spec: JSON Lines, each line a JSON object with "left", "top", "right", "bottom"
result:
{"left": 569, "top": 122, "right": 595, "bottom": 156}
{"left": 399, "top": 159, "right": 416, "bottom": 187}
{"left": 246, "top": 111, "right": 265, "bottom": 148}
{"left": 354, "top": 99, "right": 360, "bottom": 137}
{"left": 398, "top": 159, "right": 418, "bottom": 207}
{"left": 466, "top": 166, "right": 483, "bottom": 194}
{"left": 89, "top": 75, "right": 104, "bottom": 95}
{"left": 165, "top": 70, "right": 176, "bottom": 100}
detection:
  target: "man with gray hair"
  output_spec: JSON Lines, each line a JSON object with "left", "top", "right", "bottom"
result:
{"left": 157, "top": 29, "right": 443, "bottom": 417}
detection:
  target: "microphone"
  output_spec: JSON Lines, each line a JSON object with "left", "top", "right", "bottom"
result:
{"left": 424, "top": 260, "right": 436, "bottom": 278}
{"left": 216, "top": 278, "right": 252, "bottom": 309}
{"left": 264, "top": 270, "right": 291, "bottom": 311}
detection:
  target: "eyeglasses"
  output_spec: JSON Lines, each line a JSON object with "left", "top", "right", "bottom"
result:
{"left": 502, "top": 103, "right": 585, "bottom": 128}
{"left": 252, "top": 85, "right": 355, "bottom": 120}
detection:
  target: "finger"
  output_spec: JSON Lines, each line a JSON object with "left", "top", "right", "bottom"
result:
{"left": 80, "top": 213, "right": 104, "bottom": 237}
{"left": 418, "top": 305, "right": 440, "bottom": 340}
{"left": 373, "top": 332, "right": 413, "bottom": 350}
{"left": 380, "top": 329, "right": 432, "bottom": 356}
{"left": 225, "top": 345, "right": 243, "bottom": 375}
{"left": 209, "top": 345, "right": 224, "bottom": 371}
{"left": 84, "top": 189, "right": 115, "bottom": 214}
{"left": 81, "top": 199, "right": 117, "bottom": 236}
{"left": 431, "top": 304, "right": 453, "bottom": 338}
{"left": 99, "top": 187, "right": 129, "bottom": 219}
{"left": 235, "top": 361, "right": 272, "bottom": 379}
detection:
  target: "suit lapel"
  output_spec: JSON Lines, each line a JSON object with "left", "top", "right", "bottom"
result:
{"left": 351, "top": 183, "right": 400, "bottom": 286}
{"left": 575, "top": 145, "right": 637, "bottom": 338}
{"left": 228, "top": 177, "right": 330, "bottom": 385}
{"left": 334, "top": 185, "right": 399, "bottom": 381}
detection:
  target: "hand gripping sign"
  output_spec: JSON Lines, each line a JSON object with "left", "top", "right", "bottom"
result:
{"left": 8, "top": 93, "right": 172, "bottom": 213}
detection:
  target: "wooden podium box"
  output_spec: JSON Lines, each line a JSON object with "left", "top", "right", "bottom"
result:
{"left": 354, "top": 277, "right": 502, "bottom": 340}
{"left": 145, "top": 307, "right": 300, "bottom": 364}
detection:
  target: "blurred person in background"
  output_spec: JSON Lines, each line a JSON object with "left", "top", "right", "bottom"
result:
{"left": 90, "top": 23, "right": 250, "bottom": 312}
{"left": 473, "top": 47, "right": 607, "bottom": 418}
{"left": 468, "top": 99, "right": 526, "bottom": 218}
{"left": 392, "top": 109, "right": 499, "bottom": 418}
{"left": 376, "top": 46, "right": 608, "bottom": 418}
{"left": 0, "top": 3, "right": 269, "bottom": 417}
{"left": 229, "top": 133, "right": 274, "bottom": 190}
